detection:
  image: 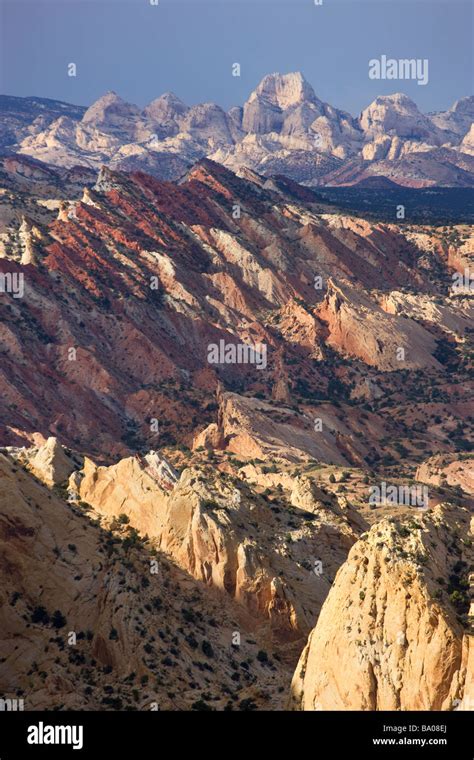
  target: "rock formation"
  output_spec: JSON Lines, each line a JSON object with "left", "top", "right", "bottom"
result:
{"left": 75, "top": 447, "right": 361, "bottom": 640}
{"left": 0, "top": 144, "right": 471, "bottom": 713}
{"left": 1, "top": 72, "right": 472, "bottom": 187}
{"left": 0, "top": 451, "right": 294, "bottom": 709}
{"left": 290, "top": 504, "right": 473, "bottom": 710}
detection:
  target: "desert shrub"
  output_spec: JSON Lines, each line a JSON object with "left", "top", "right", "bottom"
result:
{"left": 51, "top": 610, "right": 67, "bottom": 629}
{"left": 201, "top": 640, "right": 214, "bottom": 658}
{"left": 31, "top": 606, "right": 49, "bottom": 625}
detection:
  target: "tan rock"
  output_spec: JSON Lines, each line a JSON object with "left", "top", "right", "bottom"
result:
{"left": 77, "top": 453, "right": 360, "bottom": 640}
{"left": 0, "top": 452, "right": 291, "bottom": 710}
{"left": 192, "top": 423, "right": 224, "bottom": 451}
{"left": 318, "top": 279, "right": 441, "bottom": 371}
{"left": 290, "top": 504, "right": 473, "bottom": 710}
{"left": 416, "top": 454, "right": 474, "bottom": 496}
{"left": 26, "top": 436, "right": 76, "bottom": 487}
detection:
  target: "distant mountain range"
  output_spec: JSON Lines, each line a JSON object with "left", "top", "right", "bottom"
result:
{"left": 1, "top": 72, "right": 473, "bottom": 187}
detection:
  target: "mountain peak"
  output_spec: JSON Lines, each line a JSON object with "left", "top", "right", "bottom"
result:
{"left": 87, "top": 90, "right": 125, "bottom": 107}
{"left": 370, "top": 93, "right": 419, "bottom": 108}
{"left": 360, "top": 92, "right": 431, "bottom": 137}
{"left": 144, "top": 91, "right": 189, "bottom": 122}
{"left": 242, "top": 72, "right": 321, "bottom": 134}
{"left": 250, "top": 71, "right": 318, "bottom": 109}
{"left": 450, "top": 95, "right": 474, "bottom": 115}
{"left": 82, "top": 91, "right": 140, "bottom": 125}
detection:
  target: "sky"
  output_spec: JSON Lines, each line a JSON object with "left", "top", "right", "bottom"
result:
{"left": 1, "top": 0, "right": 472, "bottom": 116}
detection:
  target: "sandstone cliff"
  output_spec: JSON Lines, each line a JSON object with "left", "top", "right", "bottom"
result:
{"left": 0, "top": 451, "right": 295, "bottom": 710}
{"left": 290, "top": 504, "right": 473, "bottom": 710}
{"left": 76, "top": 449, "right": 362, "bottom": 641}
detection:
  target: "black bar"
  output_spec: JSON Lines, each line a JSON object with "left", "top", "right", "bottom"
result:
{"left": 0, "top": 710, "right": 471, "bottom": 758}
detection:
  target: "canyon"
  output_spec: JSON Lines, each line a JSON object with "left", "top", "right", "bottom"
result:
{"left": 0, "top": 118, "right": 472, "bottom": 710}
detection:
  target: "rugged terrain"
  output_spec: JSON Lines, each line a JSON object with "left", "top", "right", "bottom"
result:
{"left": 0, "top": 158, "right": 472, "bottom": 465}
{"left": 290, "top": 504, "right": 473, "bottom": 710}
{"left": 0, "top": 153, "right": 472, "bottom": 710}
{"left": 1, "top": 72, "right": 473, "bottom": 187}
{"left": 0, "top": 449, "right": 295, "bottom": 710}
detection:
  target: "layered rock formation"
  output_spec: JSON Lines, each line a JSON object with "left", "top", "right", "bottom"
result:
{"left": 416, "top": 455, "right": 474, "bottom": 496}
{"left": 290, "top": 504, "right": 473, "bottom": 710}
{"left": 0, "top": 150, "right": 471, "bottom": 712}
{"left": 318, "top": 279, "right": 441, "bottom": 371}
{"left": 20, "top": 436, "right": 78, "bottom": 487}
{"left": 0, "top": 159, "right": 471, "bottom": 478}
{"left": 0, "top": 451, "right": 296, "bottom": 710}
{"left": 73, "top": 447, "right": 361, "bottom": 641}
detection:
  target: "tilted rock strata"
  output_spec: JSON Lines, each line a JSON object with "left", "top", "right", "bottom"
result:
{"left": 1, "top": 160, "right": 468, "bottom": 464}
{"left": 416, "top": 455, "right": 474, "bottom": 496}
{"left": 0, "top": 452, "right": 292, "bottom": 710}
{"left": 76, "top": 450, "right": 360, "bottom": 640}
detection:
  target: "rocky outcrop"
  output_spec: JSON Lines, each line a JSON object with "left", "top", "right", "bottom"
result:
{"left": 77, "top": 452, "right": 174, "bottom": 532}
{"left": 379, "top": 291, "right": 473, "bottom": 337}
{"left": 360, "top": 94, "right": 445, "bottom": 145}
{"left": 211, "top": 388, "right": 382, "bottom": 467}
{"left": 27, "top": 437, "right": 77, "bottom": 486}
{"left": 416, "top": 455, "right": 474, "bottom": 496}
{"left": 192, "top": 423, "right": 225, "bottom": 451}
{"left": 144, "top": 92, "right": 189, "bottom": 128}
{"left": 290, "top": 504, "right": 473, "bottom": 710}
{"left": 6, "top": 436, "right": 78, "bottom": 487}
{"left": 0, "top": 451, "right": 294, "bottom": 710}
{"left": 460, "top": 124, "right": 474, "bottom": 155}
{"left": 430, "top": 96, "right": 474, "bottom": 140}
{"left": 318, "top": 279, "right": 441, "bottom": 371}
{"left": 75, "top": 448, "right": 360, "bottom": 640}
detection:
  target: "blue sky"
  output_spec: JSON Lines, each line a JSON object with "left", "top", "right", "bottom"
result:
{"left": 1, "top": 0, "right": 472, "bottom": 115}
